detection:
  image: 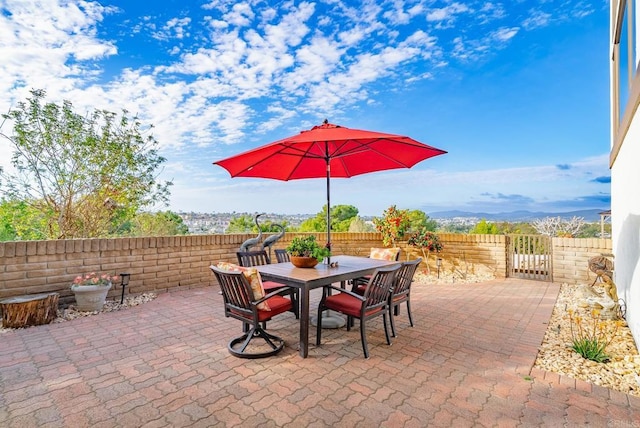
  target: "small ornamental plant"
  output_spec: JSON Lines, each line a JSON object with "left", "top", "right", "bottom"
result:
{"left": 72, "top": 272, "right": 118, "bottom": 287}
{"left": 373, "top": 205, "right": 410, "bottom": 247}
{"left": 286, "top": 235, "right": 330, "bottom": 262}
{"left": 567, "top": 308, "right": 623, "bottom": 363}
{"left": 408, "top": 229, "right": 443, "bottom": 274}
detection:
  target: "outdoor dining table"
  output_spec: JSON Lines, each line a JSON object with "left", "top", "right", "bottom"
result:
{"left": 256, "top": 255, "right": 400, "bottom": 358}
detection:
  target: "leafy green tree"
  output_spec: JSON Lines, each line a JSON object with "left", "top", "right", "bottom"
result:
{"left": 0, "top": 198, "right": 49, "bottom": 241}
{"left": 470, "top": 219, "right": 500, "bottom": 234}
{"left": 129, "top": 211, "right": 189, "bottom": 236}
{"left": 348, "top": 216, "right": 375, "bottom": 232}
{"left": 493, "top": 221, "right": 537, "bottom": 235}
{"left": 226, "top": 215, "right": 256, "bottom": 233}
{"left": 226, "top": 214, "right": 290, "bottom": 233}
{"left": 299, "top": 204, "right": 358, "bottom": 232}
{"left": 0, "top": 89, "right": 172, "bottom": 239}
{"left": 406, "top": 209, "right": 438, "bottom": 232}
{"left": 439, "top": 223, "right": 472, "bottom": 233}
{"left": 578, "top": 222, "right": 611, "bottom": 238}
{"left": 260, "top": 219, "right": 290, "bottom": 233}
{"left": 332, "top": 205, "right": 359, "bottom": 231}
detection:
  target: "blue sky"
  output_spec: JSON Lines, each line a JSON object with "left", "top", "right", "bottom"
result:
{"left": 0, "top": 0, "right": 611, "bottom": 217}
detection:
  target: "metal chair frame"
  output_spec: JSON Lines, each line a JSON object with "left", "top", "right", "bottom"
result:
{"left": 274, "top": 249, "right": 290, "bottom": 263}
{"left": 388, "top": 258, "right": 422, "bottom": 337}
{"left": 210, "top": 265, "right": 292, "bottom": 358}
{"left": 316, "top": 265, "right": 400, "bottom": 358}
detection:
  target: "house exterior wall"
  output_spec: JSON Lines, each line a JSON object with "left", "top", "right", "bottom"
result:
{"left": 611, "top": 112, "right": 640, "bottom": 345}
{"left": 610, "top": 0, "right": 640, "bottom": 349}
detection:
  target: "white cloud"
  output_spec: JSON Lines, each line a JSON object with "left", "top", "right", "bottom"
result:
{"left": 0, "top": 0, "right": 117, "bottom": 102}
{"left": 383, "top": 0, "right": 425, "bottom": 25}
{"left": 426, "top": 2, "right": 470, "bottom": 28}
{"left": 451, "top": 26, "right": 519, "bottom": 61}
{"left": 492, "top": 26, "right": 519, "bottom": 42}
{"left": 478, "top": 2, "right": 506, "bottom": 23}
{"left": 523, "top": 10, "right": 551, "bottom": 30}
{"left": 224, "top": 2, "right": 255, "bottom": 27}
{"left": 152, "top": 17, "right": 191, "bottom": 41}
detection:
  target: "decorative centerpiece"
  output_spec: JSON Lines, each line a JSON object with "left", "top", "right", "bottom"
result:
{"left": 70, "top": 272, "right": 117, "bottom": 311}
{"left": 286, "top": 236, "right": 330, "bottom": 268}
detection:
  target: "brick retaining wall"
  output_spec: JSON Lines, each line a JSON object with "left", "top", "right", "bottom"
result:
{"left": 0, "top": 233, "right": 611, "bottom": 305}
{"left": 551, "top": 237, "right": 613, "bottom": 285}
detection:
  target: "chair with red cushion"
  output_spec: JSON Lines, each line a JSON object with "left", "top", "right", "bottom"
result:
{"left": 350, "top": 247, "right": 401, "bottom": 295}
{"left": 237, "top": 250, "right": 298, "bottom": 319}
{"left": 316, "top": 264, "right": 401, "bottom": 358}
{"left": 210, "top": 265, "right": 293, "bottom": 358}
{"left": 388, "top": 258, "right": 422, "bottom": 337}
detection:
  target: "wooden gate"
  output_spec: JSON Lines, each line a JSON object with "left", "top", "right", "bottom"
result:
{"left": 507, "top": 235, "right": 552, "bottom": 281}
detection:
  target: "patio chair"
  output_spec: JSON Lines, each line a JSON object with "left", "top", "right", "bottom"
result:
{"left": 210, "top": 264, "right": 293, "bottom": 358}
{"left": 350, "top": 247, "right": 401, "bottom": 294}
{"left": 237, "top": 250, "right": 298, "bottom": 319}
{"left": 388, "top": 258, "right": 422, "bottom": 337}
{"left": 316, "top": 264, "right": 400, "bottom": 358}
{"left": 274, "top": 249, "right": 290, "bottom": 263}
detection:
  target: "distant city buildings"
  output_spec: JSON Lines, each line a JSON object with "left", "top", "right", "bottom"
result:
{"left": 177, "top": 211, "right": 607, "bottom": 235}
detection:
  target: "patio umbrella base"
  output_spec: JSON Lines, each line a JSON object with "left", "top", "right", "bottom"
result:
{"left": 311, "top": 310, "right": 346, "bottom": 329}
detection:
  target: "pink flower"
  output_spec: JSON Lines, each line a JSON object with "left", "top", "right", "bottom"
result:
{"left": 72, "top": 272, "right": 118, "bottom": 286}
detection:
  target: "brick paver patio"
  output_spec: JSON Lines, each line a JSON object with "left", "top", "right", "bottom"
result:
{"left": 1, "top": 278, "right": 638, "bottom": 427}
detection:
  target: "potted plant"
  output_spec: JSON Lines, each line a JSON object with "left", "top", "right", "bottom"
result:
{"left": 286, "top": 236, "right": 330, "bottom": 268}
{"left": 70, "top": 272, "right": 118, "bottom": 311}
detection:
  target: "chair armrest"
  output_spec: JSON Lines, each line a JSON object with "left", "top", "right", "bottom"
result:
{"left": 255, "top": 288, "right": 289, "bottom": 304}
{"left": 323, "top": 284, "right": 365, "bottom": 301}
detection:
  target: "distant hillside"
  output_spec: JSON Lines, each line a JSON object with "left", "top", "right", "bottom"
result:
{"left": 428, "top": 209, "right": 608, "bottom": 222}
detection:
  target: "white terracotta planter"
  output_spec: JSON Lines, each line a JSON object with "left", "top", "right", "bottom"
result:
{"left": 71, "top": 283, "right": 112, "bottom": 311}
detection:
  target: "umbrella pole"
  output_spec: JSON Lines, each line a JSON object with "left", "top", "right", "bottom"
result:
{"left": 311, "top": 146, "right": 346, "bottom": 329}
{"left": 326, "top": 153, "right": 331, "bottom": 265}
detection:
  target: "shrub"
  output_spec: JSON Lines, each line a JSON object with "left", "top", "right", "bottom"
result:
{"left": 408, "top": 229, "right": 443, "bottom": 274}
{"left": 373, "top": 205, "right": 410, "bottom": 247}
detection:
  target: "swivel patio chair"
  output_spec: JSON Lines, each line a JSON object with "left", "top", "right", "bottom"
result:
{"left": 237, "top": 250, "right": 298, "bottom": 318}
{"left": 316, "top": 264, "right": 400, "bottom": 358}
{"left": 274, "top": 249, "right": 290, "bottom": 263}
{"left": 210, "top": 264, "right": 293, "bottom": 358}
{"left": 388, "top": 258, "right": 422, "bottom": 337}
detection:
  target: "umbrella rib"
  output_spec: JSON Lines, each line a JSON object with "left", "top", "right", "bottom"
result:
{"left": 328, "top": 138, "right": 438, "bottom": 175}
{"left": 278, "top": 141, "right": 326, "bottom": 180}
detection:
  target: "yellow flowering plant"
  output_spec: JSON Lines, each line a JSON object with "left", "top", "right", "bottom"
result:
{"left": 567, "top": 308, "right": 624, "bottom": 363}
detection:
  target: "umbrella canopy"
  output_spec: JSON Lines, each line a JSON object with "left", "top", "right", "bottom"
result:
{"left": 214, "top": 120, "right": 447, "bottom": 255}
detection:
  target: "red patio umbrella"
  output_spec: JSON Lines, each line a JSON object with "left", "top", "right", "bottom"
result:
{"left": 214, "top": 120, "right": 447, "bottom": 256}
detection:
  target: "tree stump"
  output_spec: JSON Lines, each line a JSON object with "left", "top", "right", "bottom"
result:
{"left": 0, "top": 293, "right": 59, "bottom": 328}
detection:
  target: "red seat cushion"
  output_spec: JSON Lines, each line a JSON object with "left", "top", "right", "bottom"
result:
{"left": 324, "top": 293, "right": 382, "bottom": 318}
{"left": 262, "top": 280, "right": 288, "bottom": 291}
{"left": 257, "top": 296, "right": 292, "bottom": 321}
{"left": 391, "top": 293, "right": 408, "bottom": 303}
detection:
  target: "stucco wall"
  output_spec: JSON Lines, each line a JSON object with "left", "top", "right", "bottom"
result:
{"left": 611, "top": 106, "right": 640, "bottom": 351}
